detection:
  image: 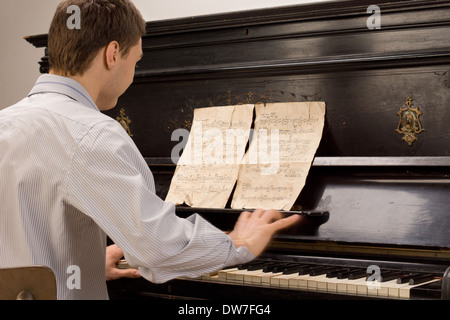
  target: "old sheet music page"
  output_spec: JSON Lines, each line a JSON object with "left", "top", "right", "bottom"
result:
{"left": 165, "top": 104, "right": 254, "bottom": 208}
{"left": 231, "top": 102, "right": 326, "bottom": 211}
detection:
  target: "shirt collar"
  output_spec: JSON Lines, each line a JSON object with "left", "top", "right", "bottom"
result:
{"left": 28, "top": 74, "right": 99, "bottom": 111}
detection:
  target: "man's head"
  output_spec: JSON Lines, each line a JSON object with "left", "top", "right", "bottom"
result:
{"left": 48, "top": 0, "right": 146, "bottom": 110}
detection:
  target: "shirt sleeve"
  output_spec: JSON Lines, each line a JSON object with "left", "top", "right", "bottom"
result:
{"left": 64, "top": 120, "right": 254, "bottom": 283}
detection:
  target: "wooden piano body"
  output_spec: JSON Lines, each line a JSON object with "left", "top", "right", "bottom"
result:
{"left": 26, "top": 0, "right": 450, "bottom": 299}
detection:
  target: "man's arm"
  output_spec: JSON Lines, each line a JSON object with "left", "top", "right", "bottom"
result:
{"left": 107, "top": 210, "right": 300, "bottom": 281}
{"left": 68, "top": 121, "right": 299, "bottom": 283}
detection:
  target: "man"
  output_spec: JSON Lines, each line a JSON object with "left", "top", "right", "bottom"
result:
{"left": 0, "top": 0, "right": 299, "bottom": 300}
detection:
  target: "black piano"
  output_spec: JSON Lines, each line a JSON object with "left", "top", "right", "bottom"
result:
{"left": 26, "top": 0, "right": 450, "bottom": 300}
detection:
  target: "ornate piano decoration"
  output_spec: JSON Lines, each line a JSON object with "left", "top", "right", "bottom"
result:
{"left": 395, "top": 97, "right": 425, "bottom": 146}
{"left": 26, "top": 0, "right": 450, "bottom": 300}
{"left": 116, "top": 108, "right": 134, "bottom": 137}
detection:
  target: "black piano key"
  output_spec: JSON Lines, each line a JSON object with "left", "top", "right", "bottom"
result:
{"left": 281, "top": 264, "right": 311, "bottom": 275}
{"left": 310, "top": 266, "right": 337, "bottom": 276}
{"left": 237, "top": 263, "right": 252, "bottom": 270}
{"left": 261, "top": 262, "right": 286, "bottom": 273}
{"left": 267, "top": 263, "right": 299, "bottom": 273}
{"left": 379, "top": 271, "right": 406, "bottom": 282}
{"left": 296, "top": 265, "right": 334, "bottom": 276}
{"left": 246, "top": 261, "right": 277, "bottom": 271}
{"left": 262, "top": 265, "right": 278, "bottom": 273}
{"left": 327, "top": 267, "right": 353, "bottom": 278}
{"left": 237, "top": 259, "right": 266, "bottom": 270}
{"left": 337, "top": 268, "right": 364, "bottom": 279}
{"left": 348, "top": 269, "right": 370, "bottom": 280}
{"left": 396, "top": 273, "right": 419, "bottom": 284}
{"left": 408, "top": 274, "right": 437, "bottom": 285}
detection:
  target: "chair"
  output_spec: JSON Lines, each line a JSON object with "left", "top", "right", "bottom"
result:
{"left": 0, "top": 266, "right": 57, "bottom": 300}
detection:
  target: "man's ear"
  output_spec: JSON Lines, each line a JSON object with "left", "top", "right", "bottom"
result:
{"left": 105, "top": 41, "right": 120, "bottom": 70}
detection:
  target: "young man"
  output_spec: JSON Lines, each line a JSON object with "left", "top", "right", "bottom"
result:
{"left": 0, "top": 0, "right": 299, "bottom": 300}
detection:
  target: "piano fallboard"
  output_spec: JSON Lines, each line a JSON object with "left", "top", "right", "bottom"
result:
{"left": 151, "top": 160, "right": 450, "bottom": 254}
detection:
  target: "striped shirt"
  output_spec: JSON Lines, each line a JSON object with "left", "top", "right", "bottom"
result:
{"left": 0, "top": 74, "right": 254, "bottom": 300}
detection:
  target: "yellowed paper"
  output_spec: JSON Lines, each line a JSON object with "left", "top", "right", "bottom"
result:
{"left": 231, "top": 102, "right": 326, "bottom": 211}
{"left": 166, "top": 164, "right": 240, "bottom": 208}
{"left": 165, "top": 104, "right": 254, "bottom": 208}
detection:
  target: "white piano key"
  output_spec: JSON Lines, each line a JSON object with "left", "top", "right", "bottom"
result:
{"left": 323, "top": 276, "right": 337, "bottom": 293}
{"left": 218, "top": 267, "right": 238, "bottom": 281}
{"left": 249, "top": 270, "right": 267, "bottom": 285}
{"left": 296, "top": 276, "right": 310, "bottom": 290}
{"left": 207, "top": 274, "right": 219, "bottom": 282}
{"left": 388, "top": 281, "right": 412, "bottom": 298}
{"left": 307, "top": 274, "right": 329, "bottom": 291}
{"left": 222, "top": 268, "right": 245, "bottom": 282}
{"left": 336, "top": 278, "right": 350, "bottom": 294}
{"left": 270, "top": 273, "right": 299, "bottom": 288}
{"left": 365, "top": 280, "right": 380, "bottom": 296}
{"left": 201, "top": 272, "right": 215, "bottom": 280}
{"left": 346, "top": 277, "right": 368, "bottom": 296}
{"left": 288, "top": 274, "right": 313, "bottom": 290}
{"left": 253, "top": 270, "right": 285, "bottom": 285}
{"left": 261, "top": 272, "right": 283, "bottom": 286}
{"left": 280, "top": 274, "right": 301, "bottom": 288}
{"left": 377, "top": 279, "right": 398, "bottom": 297}
{"left": 243, "top": 270, "right": 266, "bottom": 284}
{"left": 226, "top": 269, "right": 251, "bottom": 283}
{"left": 316, "top": 276, "right": 330, "bottom": 292}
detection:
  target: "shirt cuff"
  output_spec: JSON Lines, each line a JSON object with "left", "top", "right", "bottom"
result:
{"left": 223, "top": 239, "right": 256, "bottom": 268}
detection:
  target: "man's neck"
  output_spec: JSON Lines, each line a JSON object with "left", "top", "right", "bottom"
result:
{"left": 49, "top": 70, "right": 104, "bottom": 110}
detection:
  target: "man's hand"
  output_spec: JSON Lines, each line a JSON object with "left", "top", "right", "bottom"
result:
{"left": 228, "top": 209, "right": 301, "bottom": 257}
{"left": 105, "top": 244, "right": 141, "bottom": 281}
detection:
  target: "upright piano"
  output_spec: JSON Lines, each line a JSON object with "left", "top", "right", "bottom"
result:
{"left": 26, "top": 0, "right": 450, "bottom": 300}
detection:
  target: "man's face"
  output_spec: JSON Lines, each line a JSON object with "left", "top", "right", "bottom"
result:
{"left": 99, "top": 38, "right": 143, "bottom": 111}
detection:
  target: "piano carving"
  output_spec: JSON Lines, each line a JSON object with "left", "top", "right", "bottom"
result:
{"left": 25, "top": 0, "right": 450, "bottom": 300}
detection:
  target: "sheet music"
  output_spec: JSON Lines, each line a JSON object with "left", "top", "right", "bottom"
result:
{"left": 165, "top": 104, "right": 254, "bottom": 208}
{"left": 231, "top": 102, "right": 326, "bottom": 211}
{"left": 166, "top": 102, "right": 325, "bottom": 211}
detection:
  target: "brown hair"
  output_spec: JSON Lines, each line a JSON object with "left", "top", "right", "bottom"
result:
{"left": 48, "top": 0, "right": 146, "bottom": 76}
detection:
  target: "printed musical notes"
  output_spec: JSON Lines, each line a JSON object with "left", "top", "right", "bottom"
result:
{"left": 165, "top": 104, "right": 254, "bottom": 208}
{"left": 165, "top": 102, "right": 326, "bottom": 210}
{"left": 231, "top": 102, "right": 326, "bottom": 210}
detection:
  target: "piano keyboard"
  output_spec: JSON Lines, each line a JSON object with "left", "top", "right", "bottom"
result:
{"left": 199, "top": 259, "right": 441, "bottom": 299}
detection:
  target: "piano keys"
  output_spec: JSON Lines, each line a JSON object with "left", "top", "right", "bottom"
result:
{"left": 198, "top": 259, "right": 443, "bottom": 300}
